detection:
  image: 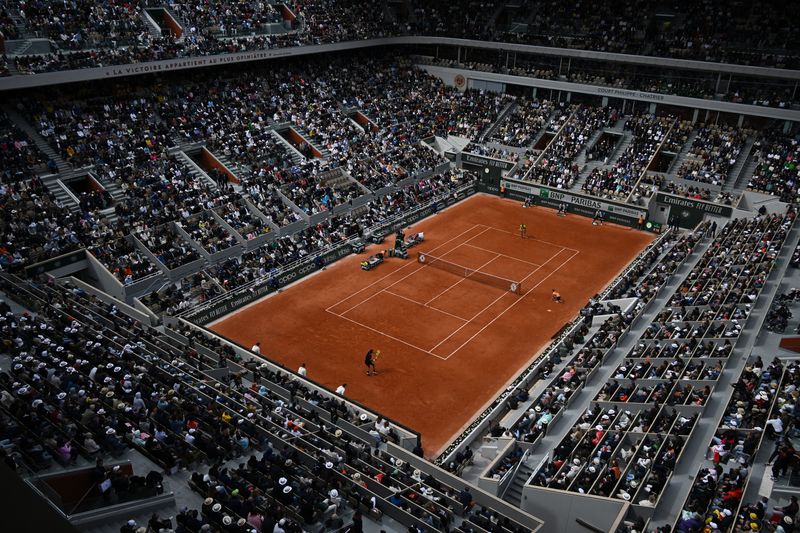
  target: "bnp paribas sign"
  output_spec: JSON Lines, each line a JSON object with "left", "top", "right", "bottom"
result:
{"left": 539, "top": 188, "right": 603, "bottom": 210}
{"left": 501, "top": 179, "right": 646, "bottom": 221}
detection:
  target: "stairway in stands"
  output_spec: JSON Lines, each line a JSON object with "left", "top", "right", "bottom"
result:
{"left": 47, "top": 178, "right": 80, "bottom": 212}
{"left": 162, "top": 5, "right": 188, "bottom": 36}
{"left": 2, "top": 104, "right": 127, "bottom": 221}
{"left": 291, "top": 125, "right": 331, "bottom": 160}
{"left": 212, "top": 152, "right": 249, "bottom": 184}
{"left": 1, "top": 103, "right": 82, "bottom": 211}
{"left": 503, "top": 460, "right": 535, "bottom": 507}
{"left": 91, "top": 172, "right": 126, "bottom": 206}
{"left": 167, "top": 130, "right": 206, "bottom": 152}
{"left": 520, "top": 233, "right": 714, "bottom": 493}
{"left": 570, "top": 129, "right": 632, "bottom": 192}
{"left": 528, "top": 109, "right": 561, "bottom": 149}
{"left": 480, "top": 100, "right": 518, "bottom": 143}
{"left": 605, "top": 129, "right": 633, "bottom": 166}
{"left": 649, "top": 223, "right": 800, "bottom": 528}
{"left": 725, "top": 136, "right": 757, "bottom": 194}
{"left": 569, "top": 128, "right": 607, "bottom": 191}
{"left": 139, "top": 10, "right": 162, "bottom": 38}
{"left": 164, "top": 119, "right": 244, "bottom": 190}
{"left": 667, "top": 129, "right": 700, "bottom": 175}
{"left": 8, "top": 8, "right": 35, "bottom": 39}
{"left": 172, "top": 150, "right": 225, "bottom": 192}
{"left": 270, "top": 130, "right": 307, "bottom": 167}
{"left": 2, "top": 104, "right": 71, "bottom": 174}
{"left": 4, "top": 59, "right": 19, "bottom": 75}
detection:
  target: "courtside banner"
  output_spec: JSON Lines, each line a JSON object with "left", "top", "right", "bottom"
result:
{"left": 462, "top": 153, "right": 515, "bottom": 183}
{"left": 184, "top": 280, "right": 275, "bottom": 324}
{"left": 187, "top": 186, "right": 477, "bottom": 324}
{"left": 372, "top": 204, "right": 435, "bottom": 239}
{"left": 185, "top": 243, "right": 353, "bottom": 324}
{"left": 462, "top": 153, "right": 517, "bottom": 171}
{"left": 500, "top": 179, "right": 647, "bottom": 226}
{"left": 654, "top": 192, "right": 734, "bottom": 217}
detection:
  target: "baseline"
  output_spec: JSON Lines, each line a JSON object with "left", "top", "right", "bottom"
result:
{"left": 480, "top": 224, "right": 580, "bottom": 253}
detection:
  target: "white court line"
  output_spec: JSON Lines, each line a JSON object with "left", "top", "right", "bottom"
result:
{"left": 481, "top": 224, "right": 580, "bottom": 253}
{"left": 383, "top": 290, "right": 470, "bottom": 322}
{"left": 462, "top": 243, "right": 542, "bottom": 267}
{"left": 428, "top": 247, "right": 565, "bottom": 352}
{"left": 335, "top": 226, "right": 494, "bottom": 316}
{"left": 326, "top": 221, "right": 580, "bottom": 362}
{"left": 325, "top": 309, "right": 447, "bottom": 360}
{"left": 443, "top": 248, "right": 580, "bottom": 359}
{"left": 325, "top": 224, "right": 487, "bottom": 314}
{"left": 325, "top": 223, "right": 484, "bottom": 312}
{"left": 422, "top": 253, "right": 501, "bottom": 306}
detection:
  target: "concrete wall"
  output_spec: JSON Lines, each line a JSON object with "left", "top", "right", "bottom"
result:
{"left": 520, "top": 485, "right": 628, "bottom": 533}
{"left": 63, "top": 277, "right": 157, "bottom": 326}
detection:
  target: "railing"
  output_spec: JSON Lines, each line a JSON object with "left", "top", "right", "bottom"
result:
{"left": 68, "top": 484, "right": 98, "bottom": 516}
{"left": 624, "top": 118, "right": 677, "bottom": 203}
{"left": 17, "top": 462, "right": 67, "bottom": 519}
{"left": 499, "top": 448, "right": 530, "bottom": 500}
{"left": 176, "top": 317, "right": 422, "bottom": 448}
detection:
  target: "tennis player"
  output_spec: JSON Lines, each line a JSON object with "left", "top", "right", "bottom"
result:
{"left": 552, "top": 289, "right": 563, "bottom": 303}
{"left": 365, "top": 349, "right": 378, "bottom": 376}
{"left": 519, "top": 223, "right": 527, "bottom": 239}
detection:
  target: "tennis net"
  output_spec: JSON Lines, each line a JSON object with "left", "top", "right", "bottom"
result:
{"left": 417, "top": 252, "right": 522, "bottom": 294}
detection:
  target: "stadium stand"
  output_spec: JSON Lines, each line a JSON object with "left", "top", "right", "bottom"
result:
{"left": 3, "top": 3, "right": 800, "bottom": 533}
{"left": 0, "top": 272, "right": 540, "bottom": 532}
{"left": 1, "top": 0, "right": 799, "bottom": 77}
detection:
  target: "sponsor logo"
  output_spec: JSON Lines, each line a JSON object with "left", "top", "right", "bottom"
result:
{"left": 655, "top": 193, "right": 732, "bottom": 216}
{"left": 502, "top": 180, "right": 645, "bottom": 226}
{"left": 463, "top": 153, "right": 514, "bottom": 170}
{"left": 278, "top": 261, "right": 318, "bottom": 286}
{"left": 544, "top": 189, "right": 602, "bottom": 210}
{"left": 596, "top": 87, "right": 667, "bottom": 102}
{"left": 320, "top": 245, "right": 352, "bottom": 265}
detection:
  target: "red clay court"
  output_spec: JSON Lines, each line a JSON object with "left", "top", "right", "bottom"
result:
{"left": 209, "top": 194, "right": 654, "bottom": 456}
